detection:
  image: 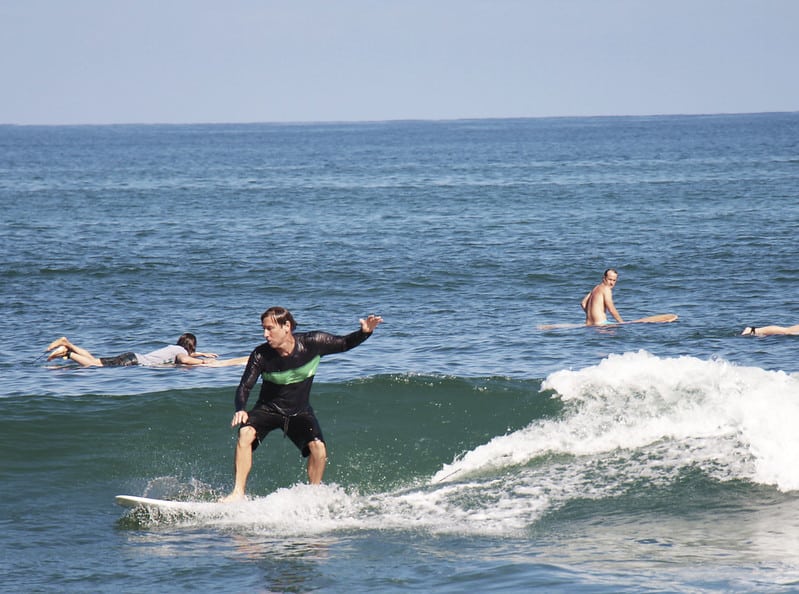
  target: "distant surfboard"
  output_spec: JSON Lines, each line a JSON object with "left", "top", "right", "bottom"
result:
{"left": 538, "top": 313, "right": 678, "bottom": 331}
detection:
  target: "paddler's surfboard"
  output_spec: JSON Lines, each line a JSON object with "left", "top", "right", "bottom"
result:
{"left": 115, "top": 494, "right": 215, "bottom": 512}
{"left": 630, "top": 314, "right": 678, "bottom": 324}
{"left": 538, "top": 313, "right": 678, "bottom": 331}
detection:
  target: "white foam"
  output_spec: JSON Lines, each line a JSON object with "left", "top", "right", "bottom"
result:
{"left": 141, "top": 479, "right": 547, "bottom": 537}
{"left": 204, "top": 483, "right": 364, "bottom": 534}
{"left": 433, "top": 351, "right": 799, "bottom": 492}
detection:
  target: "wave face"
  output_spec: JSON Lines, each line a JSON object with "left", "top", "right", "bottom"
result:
{"left": 6, "top": 355, "right": 798, "bottom": 541}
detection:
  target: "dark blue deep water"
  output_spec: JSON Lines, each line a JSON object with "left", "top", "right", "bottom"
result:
{"left": 2, "top": 113, "right": 799, "bottom": 592}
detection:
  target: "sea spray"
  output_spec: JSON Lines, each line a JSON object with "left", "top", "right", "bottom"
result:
{"left": 434, "top": 351, "right": 799, "bottom": 493}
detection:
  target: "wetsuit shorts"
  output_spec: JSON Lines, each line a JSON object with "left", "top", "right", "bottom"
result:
{"left": 242, "top": 408, "right": 324, "bottom": 458}
{"left": 99, "top": 352, "right": 139, "bottom": 367}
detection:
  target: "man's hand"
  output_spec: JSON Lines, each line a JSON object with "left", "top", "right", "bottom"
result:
{"left": 231, "top": 410, "right": 248, "bottom": 427}
{"left": 360, "top": 314, "right": 384, "bottom": 334}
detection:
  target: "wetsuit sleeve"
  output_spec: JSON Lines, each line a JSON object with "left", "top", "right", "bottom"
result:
{"left": 309, "top": 328, "right": 373, "bottom": 355}
{"left": 233, "top": 350, "right": 262, "bottom": 412}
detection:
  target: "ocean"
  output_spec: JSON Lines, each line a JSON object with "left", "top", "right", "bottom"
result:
{"left": 2, "top": 112, "right": 799, "bottom": 592}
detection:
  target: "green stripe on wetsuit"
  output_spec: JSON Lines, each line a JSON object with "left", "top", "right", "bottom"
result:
{"left": 261, "top": 356, "right": 321, "bottom": 385}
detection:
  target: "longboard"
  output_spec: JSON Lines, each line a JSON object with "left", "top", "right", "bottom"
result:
{"left": 115, "top": 494, "right": 216, "bottom": 512}
{"left": 538, "top": 313, "right": 678, "bottom": 331}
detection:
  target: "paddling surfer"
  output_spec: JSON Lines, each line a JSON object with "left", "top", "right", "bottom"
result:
{"left": 45, "top": 334, "right": 247, "bottom": 367}
{"left": 741, "top": 323, "right": 799, "bottom": 337}
{"left": 581, "top": 268, "right": 624, "bottom": 326}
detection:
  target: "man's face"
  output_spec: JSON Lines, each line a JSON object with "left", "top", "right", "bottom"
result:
{"left": 262, "top": 316, "right": 292, "bottom": 348}
{"left": 604, "top": 272, "right": 618, "bottom": 287}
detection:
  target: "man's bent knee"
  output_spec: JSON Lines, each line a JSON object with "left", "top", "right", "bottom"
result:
{"left": 307, "top": 438, "right": 326, "bottom": 455}
{"left": 238, "top": 425, "right": 257, "bottom": 446}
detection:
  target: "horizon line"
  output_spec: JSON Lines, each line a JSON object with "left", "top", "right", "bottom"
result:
{"left": 2, "top": 109, "right": 797, "bottom": 128}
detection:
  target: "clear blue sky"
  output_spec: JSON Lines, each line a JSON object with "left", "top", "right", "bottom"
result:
{"left": 2, "top": 0, "right": 797, "bottom": 125}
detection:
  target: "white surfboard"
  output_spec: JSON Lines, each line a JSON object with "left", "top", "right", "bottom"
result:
{"left": 538, "top": 313, "right": 678, "bottom": 331}
{"left": 115, "top": 494, "right": 215, "bottom": 512}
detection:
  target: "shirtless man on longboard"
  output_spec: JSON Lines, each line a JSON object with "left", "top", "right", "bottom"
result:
{"left": 581, "top": 268, "right": 624, "bottom": 326}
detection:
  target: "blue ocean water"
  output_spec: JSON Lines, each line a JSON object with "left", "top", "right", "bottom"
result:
{"left": 2, "top": 113, "right": 799, "bottom": 592}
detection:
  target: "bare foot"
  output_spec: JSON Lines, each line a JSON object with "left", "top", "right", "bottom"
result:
{"left": 46, "top": 337, "right": 69, "bottom": 351}
{"left": 47, "top": 346, "right": 69, "bottom": 361}
{"left": 218, "top": 492, "right": 246, "bottom": 503}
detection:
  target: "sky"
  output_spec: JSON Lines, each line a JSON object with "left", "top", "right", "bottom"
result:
{"left": 1, "top": 0, "right": 797, "bottom": 125}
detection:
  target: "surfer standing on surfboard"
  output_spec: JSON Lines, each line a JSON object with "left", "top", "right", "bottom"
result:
{"left": 581, "top": 268, "right": 624, "bottom": 326}
{"left": 220, "top": 307, "right": 383, "bottom": 502}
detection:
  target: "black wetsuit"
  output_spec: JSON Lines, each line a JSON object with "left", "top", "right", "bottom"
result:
{"left": 235, "top": 329, "right": 372, "bottom": 455}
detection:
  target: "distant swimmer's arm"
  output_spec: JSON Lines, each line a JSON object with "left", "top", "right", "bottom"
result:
{"left": 604, "top": 289, "right": 623, "bottom": 323}
{"left": 206, "top": 356, "right": 249, "bottom": 367}
{"left": 176, "top": 353, "right": 212, "bottom": 366}
{"left": 581, "top": 292, "right": 590, "bottom": 311}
